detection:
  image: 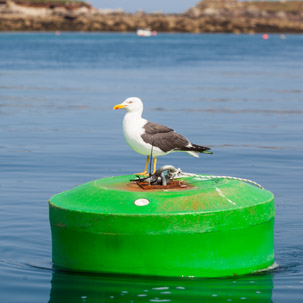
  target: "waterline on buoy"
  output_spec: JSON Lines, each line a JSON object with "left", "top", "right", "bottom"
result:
{"left": 254, "top": 262, "right": 279, "bottom": 273}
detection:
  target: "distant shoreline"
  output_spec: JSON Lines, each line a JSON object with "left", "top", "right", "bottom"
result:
{"left": 1, "top": 14, "right": 303, "bottom": 34}
{"left": 1, "top": 0, "right": 303, "bottom": 33}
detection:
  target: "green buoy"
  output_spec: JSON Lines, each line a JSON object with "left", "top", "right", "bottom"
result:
{"left": 49, "top": 171, "right": 275, "bottom": 277}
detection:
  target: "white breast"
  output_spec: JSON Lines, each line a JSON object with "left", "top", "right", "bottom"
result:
{"left": 122, "top": 113, "right": 166, "bottom": 156}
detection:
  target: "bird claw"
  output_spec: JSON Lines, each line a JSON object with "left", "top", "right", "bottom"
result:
{"left": 135, "top": 171, "right": 148, "bottom": 176}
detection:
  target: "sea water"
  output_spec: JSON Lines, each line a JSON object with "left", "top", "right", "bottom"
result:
{"left": 0, "top": 33, "right": 302, "bottom": 302}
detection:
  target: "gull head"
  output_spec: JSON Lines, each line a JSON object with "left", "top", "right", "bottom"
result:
{"left": 113, "top": 97, "right": 143, "bottom": 113}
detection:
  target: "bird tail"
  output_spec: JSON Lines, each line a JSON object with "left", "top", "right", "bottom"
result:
{"left": 178, "top": 144, "right": 213, "bottom": 154}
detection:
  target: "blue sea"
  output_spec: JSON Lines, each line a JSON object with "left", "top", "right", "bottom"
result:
{"left": 0, "top": 33, "right": 303, "bottom": 302}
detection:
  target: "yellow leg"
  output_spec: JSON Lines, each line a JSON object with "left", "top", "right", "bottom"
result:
{"left": 152, "top": 157, "right": 157, "bottom": 174}
{"left": 135, "top": 156, "right": 150, "bottom": 175}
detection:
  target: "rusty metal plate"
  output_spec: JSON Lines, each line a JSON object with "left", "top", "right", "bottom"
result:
{"left": 134, "top": 179, "right": 192, "bottom": 191}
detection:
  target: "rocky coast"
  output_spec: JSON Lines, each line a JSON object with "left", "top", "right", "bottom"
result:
{"left": 0, "top": 0, "right": 303, "bottom": 33}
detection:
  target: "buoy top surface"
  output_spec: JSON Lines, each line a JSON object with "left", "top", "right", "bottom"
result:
{"left": 49, "top": 175, "right": 273, "bottom": 215}
{"left": 49, "top": 175, "right": 274, "bottom": 234}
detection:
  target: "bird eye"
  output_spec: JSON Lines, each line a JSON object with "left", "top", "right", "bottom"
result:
{"left": 128, "top": 101, "right": 133, "bottom": 104}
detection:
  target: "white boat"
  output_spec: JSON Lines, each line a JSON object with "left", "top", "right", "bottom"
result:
{"left": 136, "top": 29, "right": 157, "bottom": 37}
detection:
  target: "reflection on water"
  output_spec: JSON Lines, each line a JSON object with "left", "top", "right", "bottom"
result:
{"left": 49, "top": 270, "right": 273, "bottom": 303}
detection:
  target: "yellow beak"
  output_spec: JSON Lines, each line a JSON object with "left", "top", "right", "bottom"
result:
{"left": 113, "top": 104, "right": 125, "bottom": 110}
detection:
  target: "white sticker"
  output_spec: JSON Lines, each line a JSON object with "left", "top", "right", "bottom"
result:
{"left": 134, "top": 199, "right": 150, "bottom": 206}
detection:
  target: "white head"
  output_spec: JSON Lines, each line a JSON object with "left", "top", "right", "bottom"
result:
{"left": 113, "top": 97, "right": 143, "bottom": 114}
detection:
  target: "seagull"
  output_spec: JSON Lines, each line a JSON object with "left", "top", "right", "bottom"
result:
{"left": 113, "top": 97, "right": 212, "bottom": 175}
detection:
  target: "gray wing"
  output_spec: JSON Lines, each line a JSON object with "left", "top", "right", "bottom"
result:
{"left": 141, "top": 121, "right": 190, "bottom": 153}
{"left": 143, "top": 121, "right": 174, "bottom": 134}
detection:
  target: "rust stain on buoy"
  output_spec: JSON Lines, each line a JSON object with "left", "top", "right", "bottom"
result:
{"left": 108, "top": 179, "right": 194, "bottom": 192}
{"left": 135, "top": 179, "right": 192, "bottom": 191}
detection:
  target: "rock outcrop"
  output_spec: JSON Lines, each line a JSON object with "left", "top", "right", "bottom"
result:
{"left": 0, "top": 0, "right": 303, "bottom": 33}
